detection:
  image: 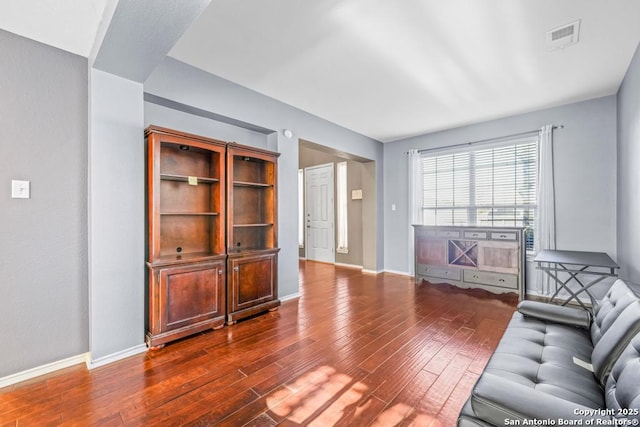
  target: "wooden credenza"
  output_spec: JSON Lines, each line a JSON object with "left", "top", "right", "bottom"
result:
{"left": 413, "top": 225, "right": 526, "bottom": 300}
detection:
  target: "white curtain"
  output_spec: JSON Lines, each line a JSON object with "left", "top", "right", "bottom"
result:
{"left": 535, "top": 125, "right": 556, "bottom": 294}
{"left": 408, "top": 150, "right": 423, "bottom": 275}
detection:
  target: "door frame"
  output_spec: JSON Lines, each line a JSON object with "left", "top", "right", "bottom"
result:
{"left": 304, "top": 162, "right": 335, "bottom": 263}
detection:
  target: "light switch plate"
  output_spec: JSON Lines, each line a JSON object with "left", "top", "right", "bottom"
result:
{"left": 11, "top": 180, "right": 30, "bottom": 199}
{"left": 351, "top": 189, "right": 363, "bottom": 200}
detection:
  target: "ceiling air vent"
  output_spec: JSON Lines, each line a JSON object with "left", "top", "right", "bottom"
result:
{"left": 547, "top": 20, "right": 581, "bottom": 50}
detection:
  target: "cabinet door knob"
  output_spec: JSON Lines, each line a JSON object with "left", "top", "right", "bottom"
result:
{"left": 234, "top": 266, "right": 239, "bottom": 272}
{"left": 218, "top": 269, "right": 223, "bottom": 275}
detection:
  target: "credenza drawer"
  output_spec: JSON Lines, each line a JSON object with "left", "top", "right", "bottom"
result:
{"left": 463, "top": 270, "right": 518, "bottom": 289}
{"left": 417, "top": 264, "right": 461, "bottom": 281}
{"left": 464, "top": 231, "right": 487, "bottom": 239}
{"left": 437, "top": 230, "right": 460, "bottom": 238}
{"left": 490, "top": 232, "right": 518, "bottom": 241}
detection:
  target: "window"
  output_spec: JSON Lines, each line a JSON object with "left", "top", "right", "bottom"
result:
{"left": 298, "top": 169, "right": 304, "bottom": 247}
{"left": 421, "top": 136, "right": 537, "bottom": 250}
{"left": 336, "top": 161, "right": 348, "bottom": 253}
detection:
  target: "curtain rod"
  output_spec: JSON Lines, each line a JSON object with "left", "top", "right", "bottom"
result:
{"left": 410, "top": 125, "right": 563, "bottom": 154}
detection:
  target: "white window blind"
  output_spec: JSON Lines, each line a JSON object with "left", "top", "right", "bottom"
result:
{"left": 336, "top": 161, "right": 348, "bottom": 252}
{"left": 421, "top": 136, "right": 537, "bottom": 250}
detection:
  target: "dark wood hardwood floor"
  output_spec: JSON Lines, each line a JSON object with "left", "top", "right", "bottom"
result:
{"left": 0, "top": 261, "right": 517, "bottom": 426}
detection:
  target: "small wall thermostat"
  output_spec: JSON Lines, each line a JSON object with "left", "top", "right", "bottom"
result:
{"left": 11, "top": 180, "right": 30, "bottom": 199}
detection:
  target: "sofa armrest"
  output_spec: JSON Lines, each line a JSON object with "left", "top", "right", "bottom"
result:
{"left": 517, "top": 300, "right": 591, "bottom": 328}
{"left": 471, "top": 373, "right": 609, "bottom": 426}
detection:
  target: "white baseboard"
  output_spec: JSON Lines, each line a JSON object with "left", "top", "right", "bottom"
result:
{"left": 362, "top": 268, "right": 384, "bottom": 275}
{"left": 280, "top": 292, "right": 301, "bottom": 303}
{"left": 87, "top": 343, "right": 148, "bottom": 370}
{"left": 334, "top": 262, "right": 363, "bottom": 270}
{"left": 384, "top": 269, "right": 413, "bottom": 277}
{"left": 0, "top": 352, "right": 90, "bottom": 388}
{"left": 0, "top": 343, "right": 150, "bottom": 387}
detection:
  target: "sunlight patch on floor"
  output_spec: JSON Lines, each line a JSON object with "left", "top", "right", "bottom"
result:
{"left": 264, "top": 364, "right": 438, "bottom": 425}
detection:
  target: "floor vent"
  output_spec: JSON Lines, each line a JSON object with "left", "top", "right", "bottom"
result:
{"left": 547, "top": 20, "right": 581, "bottom": 50}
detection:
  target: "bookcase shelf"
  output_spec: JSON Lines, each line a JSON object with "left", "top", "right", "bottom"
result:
{"left": 233, "top": 181, "right": 273, "bottom": 188}
{"left": 160, "top": 212, "right": 220, "bottom": 216}
{"left": 161, "top": 173, "right": 220, "bottom": 184}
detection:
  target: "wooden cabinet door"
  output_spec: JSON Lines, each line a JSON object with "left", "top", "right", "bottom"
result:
{"left": 416, "top": 236, "right": 447, "bottom": 266}
{"left": 159, "top": 262, "right": 225, "bottom": 331}
{"left": 477, "top": 240, "right": 520, "bottom": 274}
{"left": 227, "top": 252, "right": 278, "bottom": 320}
{"left": 148, "top": 260, "right": 226, "bottom": 347}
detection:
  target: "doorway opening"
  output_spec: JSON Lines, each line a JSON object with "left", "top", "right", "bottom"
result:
{"left": 298, "top": 139, "right": 376, "bottom": 271}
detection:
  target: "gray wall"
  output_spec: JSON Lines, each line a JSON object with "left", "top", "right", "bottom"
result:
{"left": 384, "top": 96, "right": 618, "bottom": 296}
{"left": 617, "top": 42, "right": 640, "bottom": 286}
{"left": 89, "top": 69, "right": 145, "bottom": 361}
{"left": 144, "top": 102, "right": 268, "bottom": 148}
{"left": 144, "top": 57, "right": 385, "bottom": 296}
{"left": 0, "top": 30, "right": 88, "bottom": 377}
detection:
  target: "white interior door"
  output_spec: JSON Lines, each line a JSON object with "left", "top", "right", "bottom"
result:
{"left": 305, "top": 163, "right": 335, "bottom": 263}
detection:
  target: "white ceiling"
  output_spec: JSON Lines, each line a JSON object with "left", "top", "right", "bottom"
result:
{"left": 0, "top": 0, "right": 107, "bottom": 57}
{"left": 2, "top": 1, "right": 640, "bottom": 142}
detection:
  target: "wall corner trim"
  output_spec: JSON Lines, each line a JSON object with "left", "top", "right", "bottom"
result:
{"left": 87, "top": 344, "right": 148, "bottom": 370}
{"left": 0, "top": 353, "right": 91, "bottom": 388}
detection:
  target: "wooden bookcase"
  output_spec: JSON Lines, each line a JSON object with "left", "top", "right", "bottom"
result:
{"left": 226, "top": 143, "right": 280, "bottom": 324}
{"left": 145, "top": 126, "right": 227, "bottom": 349}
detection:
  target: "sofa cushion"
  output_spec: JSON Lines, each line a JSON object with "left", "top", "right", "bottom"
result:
{"left": 518, "top": 278, "right": 640, "bottom": 384}
{"left": 476, "top": 312, "right": 603, "bottom": 409}
{"left": 604, "top": 334, "right": 640, "bottom": 421}
{"left": 457, "top": 398, "right": 494, "bottom": 427}
{"left": 470, "top": 312, "right": 603, "bottom": 425}
{"left": 591, "top": 300, "right": 640, "bottom": 383}
{"left": 471, "top": 372, "right": 604, "bottom": 425}
{"left": 470, "top": 332, "right": 640, "bottom": 426}
{"left": 591, "top": 279, "right": 640, "bottom": 343}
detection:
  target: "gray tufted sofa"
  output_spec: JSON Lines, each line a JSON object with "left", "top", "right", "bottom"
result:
{"left": 458, "top": 279, "right": 640, "bottom": 426}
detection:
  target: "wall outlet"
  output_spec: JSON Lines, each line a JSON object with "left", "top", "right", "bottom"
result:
{"left": 11, "top": 180, "right": 30, "bottom": 199}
